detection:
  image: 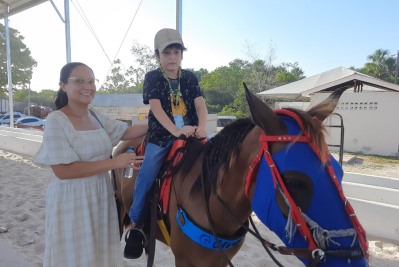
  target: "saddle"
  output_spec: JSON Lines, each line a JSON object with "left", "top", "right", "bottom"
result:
{"left": 134, "top": 136, "right": 196, "bottom": 247}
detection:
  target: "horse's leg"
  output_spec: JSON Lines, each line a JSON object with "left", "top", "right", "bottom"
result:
{"left": 114, "top": 138, "right": 144, "bottom": 232}
{"left": 121, "top": 172, "right": 135, "bottom": 229}
{"left": 112, "top": 167, "right": 126, "bottom": 232}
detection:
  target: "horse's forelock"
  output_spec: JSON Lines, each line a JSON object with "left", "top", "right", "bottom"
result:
{"left": 286, "top": 107, "right": 330, "bottom": 164}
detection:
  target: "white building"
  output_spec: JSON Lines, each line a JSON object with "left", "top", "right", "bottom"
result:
{"left": 258, "top": 67, "right": 399, "bottom": 157}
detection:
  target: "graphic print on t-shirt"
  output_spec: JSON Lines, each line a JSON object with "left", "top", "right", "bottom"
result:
{"left": 171, "top": 94, "right": 187, "bottom": 129}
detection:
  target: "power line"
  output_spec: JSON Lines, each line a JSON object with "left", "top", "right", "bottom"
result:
{"left": 71, "top": 0, "right": 113, "bottom": 64}
{"left": 112, "top": 0, "right": 144, "bottom": 64}
{"left": 103, "top": 0, "right": 144, "bottom": 85}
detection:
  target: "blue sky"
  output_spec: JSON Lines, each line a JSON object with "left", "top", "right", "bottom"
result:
{"left": 6, "top": 0, "right": 399, "bottom": 92}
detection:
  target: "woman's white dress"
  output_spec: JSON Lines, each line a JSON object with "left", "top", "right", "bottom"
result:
{"left": 34, "top": 110, "right": 128, "bottom": 267}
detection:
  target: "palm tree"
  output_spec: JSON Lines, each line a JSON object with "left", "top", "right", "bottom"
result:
{"left": 361, "top": 49, "right": 397, "bottom": 82}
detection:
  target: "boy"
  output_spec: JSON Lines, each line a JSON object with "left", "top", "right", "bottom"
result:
{"left": 124, "top": 28, "right": 208, "bottom": 259}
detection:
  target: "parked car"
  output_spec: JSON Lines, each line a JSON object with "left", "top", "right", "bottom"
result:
{"left": 14, "top": 116, "right": 45, "bottom": 130}
{"left": 0, "top": 112, "right": 26, "bottom": 125}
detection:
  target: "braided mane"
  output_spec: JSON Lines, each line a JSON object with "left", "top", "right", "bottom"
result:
{"left": 189, "top": 118, "right": 255, "bottom": 196}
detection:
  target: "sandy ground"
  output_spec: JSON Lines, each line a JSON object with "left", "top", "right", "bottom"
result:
{"left": 0, "top": 150, "right": 398, "bottom": 266}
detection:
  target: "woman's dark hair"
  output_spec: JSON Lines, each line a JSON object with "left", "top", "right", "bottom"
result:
{"left": 54, "top": 62, "right": 92, "bottom": 110}
{"left": 155, "top": 43, "right": 186, "bottom": 57}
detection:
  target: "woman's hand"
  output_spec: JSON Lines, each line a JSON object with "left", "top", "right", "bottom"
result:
{"left": 114, "top": 151, "right": 144, "bottom": 170}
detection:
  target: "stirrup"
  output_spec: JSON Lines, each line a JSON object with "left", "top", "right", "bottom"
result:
{"left": 124, "top": 226, "right": 147, "bottom": 259}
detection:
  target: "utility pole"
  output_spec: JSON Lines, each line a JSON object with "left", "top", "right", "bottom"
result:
{"left": 28, "top": 82, "right": 31, "bottom": 115}
{"left": 4, "top": 3, "right": 15, "bottom": 128}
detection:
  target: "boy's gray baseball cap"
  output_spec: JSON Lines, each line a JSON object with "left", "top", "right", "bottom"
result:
{"left": 154, "top": 28, "right": 185, "bottom": 52}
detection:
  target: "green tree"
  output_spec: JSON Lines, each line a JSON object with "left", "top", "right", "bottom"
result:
{"left": 186, "top": 68, "right": 209, "bottom": 81}
{"left": 126, "top": 41, "right": 158, "bottom": 93}
{"left": 99, "top": 59, "right": 131, "bottom": 93}
{"left": 13, "top": 87, "right": 56, "bottom": 110}
{"left": 35, "top": 89, "right": 57, "bottom": 108}
{"left": 99, "top": 41, "right": 158, "bottom": 93}
{"left": 0, "top": 23, "right": 37, "bottom": 97}
{"left": 203, "top": 90, "right": 234, "bottom": 114}
{"left": 357, "top": 49, "right": 397, "bottom": 83}
{"left": 213, "top": 59, "right": 305, "bottom": 117}
{"left": 219, "top": 85, "right": 249, "bottom": 117}
{"left": 274, "top": 63, "right": 305, "bottom": 85}
{"left": 200, "top": 62, "right": 245, "bottom": 97}
{"left": 13, "top": 87, "right": 37, "bottom": 102}
{"left": 199, "top": 59, "right": 251, "bottom": 114}
{"left": 129, "top": 41, "right": 158, "bottom": 77}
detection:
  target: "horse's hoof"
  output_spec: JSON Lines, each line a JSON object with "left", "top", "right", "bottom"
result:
{"left": 124, "top": 227, "right": 146, "bottom": 259}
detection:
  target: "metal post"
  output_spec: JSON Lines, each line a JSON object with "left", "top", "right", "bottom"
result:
{"left": 64, "top": 0, "right": 71, "bottom": 62}
{"left": 396, "top": 50, "right": 399, "bottom": 84}
{"left": 4, "top": 3, "right": 14, "bottom": 128}
{"left": 176, "top": 0, "right": 182, "bottom": 35}
{"left": 28, "top": 82, "right": 31, "bottom": 115}
{"left": 176, "top": 0, "right": 182, "bottom": 68}
{"left": 50, "top": 0, "right": 71, "bottom": 63}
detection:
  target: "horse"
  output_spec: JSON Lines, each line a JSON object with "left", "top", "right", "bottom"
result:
{"left": 113, "top": 83, "right": 368, "bottom": 267}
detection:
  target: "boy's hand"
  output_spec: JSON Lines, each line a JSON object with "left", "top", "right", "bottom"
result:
{"left": 194, "top": 127, "right": 207, "bottom": 138}
{"left": 175, "top": 125, "right": 197, "bottom": 138}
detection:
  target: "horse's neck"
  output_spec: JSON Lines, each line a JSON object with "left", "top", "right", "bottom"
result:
{"left": 210, "top": 127, "right": 261, "bottom": 232}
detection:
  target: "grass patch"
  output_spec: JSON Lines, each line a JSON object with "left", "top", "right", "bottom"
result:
{"left": 344, "top": 152, "right": 399, "bottom": 165}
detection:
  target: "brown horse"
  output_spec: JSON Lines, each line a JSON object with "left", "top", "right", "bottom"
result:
{"left": 113, "top": 84, "right": 368, "bottom": 267}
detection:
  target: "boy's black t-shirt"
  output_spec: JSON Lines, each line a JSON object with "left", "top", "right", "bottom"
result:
{"left": 143, "top": 68, "right": 203, "bottom": 147}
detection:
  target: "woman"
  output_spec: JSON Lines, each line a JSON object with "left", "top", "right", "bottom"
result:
{"left": 34, "top": 62, "right": 147, "bottom": 267}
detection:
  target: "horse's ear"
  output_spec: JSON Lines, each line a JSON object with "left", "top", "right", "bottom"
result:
{"left": 308, "top": 87, "right": 348, "bottom": 122}
{"left": 244, "top": 82, "right": 282, "bottom": 133}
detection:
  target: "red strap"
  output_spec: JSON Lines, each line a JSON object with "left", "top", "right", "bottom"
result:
{"left": 159, "top": 139, "right": 186, "bottom": 214}
{"left": 244, "top": 149, "right": 263, "bottom": 198}
{"left": 325, "top": 164, "right": 369, "bottom": 258}
{"left": 165, "top": 139, "right": 186, "bottom": 160}
{"left": 260, "top": 134, "right": 308, "bottom": 143}
{"left": 136, "top": 142, "right": 145, "bottom": 156}
{"left": 160, "top": 138, "right": 207, "bottom": 215}
{"left": 275, "top": 109, "right": 307, "bottom": 135}
{"left": 261, "top": 138, "right": 319, "bottom": 250}
{"left": 275, "top": 109, "right": 329, "bottom": 162}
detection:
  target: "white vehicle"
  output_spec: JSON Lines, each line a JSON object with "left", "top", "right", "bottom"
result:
{"left": 14, "top": 116, "right": 45, "bottom": 130}
{"left": 0, "top": 112, "right": 25, "bottom": 125}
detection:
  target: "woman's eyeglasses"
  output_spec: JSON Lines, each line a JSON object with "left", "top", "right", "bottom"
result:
{"left": 68, "top": 77, "right": 98, "bottom": 87}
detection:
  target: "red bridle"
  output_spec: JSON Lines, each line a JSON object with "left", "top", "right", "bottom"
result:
{"left": 244, "top": 109, "right": 369, "bottom": 258}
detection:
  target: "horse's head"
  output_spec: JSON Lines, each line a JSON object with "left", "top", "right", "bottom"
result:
{"left": 243, "top": 82, "right": 346, "bottom": 204}
{"left": 244, "top": 82, "right": 345, "bottom": 161}
{"left": 243, "top": 83, "right": 368, "bottom": 265}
